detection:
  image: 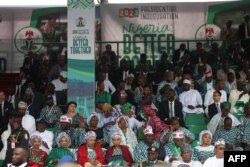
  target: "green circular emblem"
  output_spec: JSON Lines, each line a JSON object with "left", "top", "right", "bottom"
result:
{"left": 14, "top": 26, "right": 43, "bottom": 54}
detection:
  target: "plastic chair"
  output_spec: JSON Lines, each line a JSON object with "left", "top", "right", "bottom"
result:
{"left": 185, "top": 113, "right": 206, "bottom": 127}
{"left": 188, "top": 125, "right": 207, "bottom": 140}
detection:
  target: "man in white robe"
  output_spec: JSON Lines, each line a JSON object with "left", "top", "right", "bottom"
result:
{"left": 179, "top": 79, "right": 204, "bottom": 116}
{"left": 31, "top": 118, "right": 53, "bottom": 153}
{"left": 207, "top": 102, "right": 241, "bottom": 134}
{"left": 171, "top": 143, "right": 202, "bottom": 167}
{"left": 203, "top": 138, "right": 225, "bottom": 167}
{"left": 229, "top": 81, "right": 249, "bottom": 113}
{"left": 17, "top": 101, "right": 36, "bottom": 135}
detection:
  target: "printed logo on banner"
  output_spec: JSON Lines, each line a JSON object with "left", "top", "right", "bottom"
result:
{"left": 14, "top": 26, "right": 43, "bottom": 54}
{"left": 72, "top": 16, "right": 89, "bottom": 35}
{"left": 119, "top": 8, "right": 139, "bottom": 18}
{"left": 70, "top": 16, "right": 91, "bottom": 55}
{"left": 224, "top": 151, "right": 249, "bottom": 167}
{"left": 119, "top": 6, "right": 178, "bottom": 20}
{"left": 76, "top": 17, "right": 85, "bottom": 27}
{"left": 195, "top": 24, "right": 221, "bottom": 48}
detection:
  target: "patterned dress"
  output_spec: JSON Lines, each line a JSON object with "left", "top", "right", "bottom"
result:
{"left": 160, "top": 127, "right": 195, "bottom": 144}
{"left": 87, "top": 147, "right": 97, "bottom": 159}
{"left": 53, "top": 128, "right": 86, "bottom": 148}
{"left": 28, "top": 149, "right": 48, "bottom": 167}
{"left": 240, "top": 116, "right": 250, "bottom": 144}
{"left": 213, "top": 127, "right": 243, "bottom": 151}
{"left": 122, "top": 128, "right": 138, "bottom": 153}
{"left": 45, "top": 147, "right": 73, "bottom": 167}
{"left": 40, "top": 105, "right": 63, "bottom": 128}
{"left": 194, "top": 145, "right": 214, "bottom": 163}
{"left": 134, "top": 141, "right": 160, "bottom": 162}
{"left": 107, "top": 147, "right": 124, "bottom": 163}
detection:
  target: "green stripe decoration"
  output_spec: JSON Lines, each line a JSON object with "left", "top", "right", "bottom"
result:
{"left": 68, "top": 0, "right": 94, "bottom": 9}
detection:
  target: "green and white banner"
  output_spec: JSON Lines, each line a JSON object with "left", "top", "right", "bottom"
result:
{"left": 67, "top": 0, "right": 95, "bottom": 118}
{"left": 101, "top": 1, "right": 250, "bottom": 66}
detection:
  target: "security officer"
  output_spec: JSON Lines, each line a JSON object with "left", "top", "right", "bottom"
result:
{"left": 140, "top": 146, "right": 167, "bottom": 167}
{"left": 3, "top": 110, "right": 29, "bottom": 167}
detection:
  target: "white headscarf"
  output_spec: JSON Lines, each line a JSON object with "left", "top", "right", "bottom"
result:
{"left": 199, "top": 130, "right": 212, "bottom": 145}
{"left": 87, "top": 113, "right": 99, "bottom": 126}
{"left": 56, "top": 132, "right": 71, "bottom": 147}
{"left": 85, "top": 131, "right": 97, "bottom": 142}
{"left": 30, "top": 135, "right": 42, "bottom": 146}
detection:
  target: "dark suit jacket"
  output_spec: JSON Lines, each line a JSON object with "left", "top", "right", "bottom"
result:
{"left": 172, "top": 49, "right": 190, "bottom": 65}
{"left": 158, "top": 99, "right": 185, "bottom": 127}
{"left": 115, "top": 68, "right": 134, "bottom": 86}
{"left": 0, "top": 101, "right": 13, "bottom": 133}
{"left": 208, "top": 103, "right": 220, "bottom": 119}
{"left": 239, "top": 22, "right": 247, "bottom": 39}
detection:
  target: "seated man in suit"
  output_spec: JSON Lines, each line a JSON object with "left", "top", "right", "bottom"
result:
{"left": 206, "top": 90, "right": 222, "bottom": 119}
{"left": 158, "top": 88, "right": 185, "bottom": 126}
{"left": 0, "top": 90, "right": 13, "bottom": 135}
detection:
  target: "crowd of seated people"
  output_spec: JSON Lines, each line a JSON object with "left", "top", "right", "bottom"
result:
{"left": 0, "top": 39, "right": 250, "bottom": 167}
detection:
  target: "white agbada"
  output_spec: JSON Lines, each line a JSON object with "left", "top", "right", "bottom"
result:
{"left": 22, "top": 114, "right": 36, "bottom": 135}
{"left": 202, "top": 156, "right": 224, "bottom": 167}
{"left": 207, "top": 113, "right": 241, "bottom": 134}
{"left": 179, "top": 89, "right": 204, "bottom": 114}
{"left": 171, "top": 160, "right": 202, "bottom": 167}
{"left": 229, "top": 89, "right": 249, "bottom": 112}
{"left": 31, "top": 130, "right": 54, "bottom": 153}
{"left": 204, "top": 89, "right": 227, "bottom": 108}
{"left": 51, "top": 78, "right": 67, "bottom": 91}
{"left": 0, "top": 128, "right": 11, "bottom": 160}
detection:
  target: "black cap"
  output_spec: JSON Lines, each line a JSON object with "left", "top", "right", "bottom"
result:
{"left": 147, "top": 146, "right": 158, "bottom": 152}
{"left": 9, "top": 109, "right": 25, "bottom": 118}
{"left": 36, "top": 118, "right": 48, "bottom": 126}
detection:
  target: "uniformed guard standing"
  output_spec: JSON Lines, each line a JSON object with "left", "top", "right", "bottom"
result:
{"left": 3, "top": 110, "right": 29, "bottom": 167}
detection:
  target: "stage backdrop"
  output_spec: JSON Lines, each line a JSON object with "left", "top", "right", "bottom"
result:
{"left": 67, "top": 0, "right": 96, "bottom": 118}
{"left": 101, "top": 0, "right": 250, "bottom": 67}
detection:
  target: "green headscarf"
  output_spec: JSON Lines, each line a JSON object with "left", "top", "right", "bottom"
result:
{"left": 120, "top": 102, "right": 132, "bottom": 114}
{"left": 220, "top": 101, "right": 231, "bottom": 110}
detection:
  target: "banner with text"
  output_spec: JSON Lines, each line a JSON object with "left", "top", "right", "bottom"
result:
{"left": 68, "top": 0, "right": 95, "bottom": 118}
{"left": 101, "top": 3, "right": 218, "bottom": 66}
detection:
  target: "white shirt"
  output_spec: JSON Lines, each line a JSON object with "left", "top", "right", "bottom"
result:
{"left": 96, "top": 79, "right": 116, "bottom": 95}
{"left": 179, "top": 89, "right": 204, "bottom": 114}
{"left": 168, "top": 100, "right": 175, "bottom": 117}
{"left": 202, "top": 156, "right": 224, "bottom": 167}
{"left": 171, "top": 160, "right": 202, "bottom": 167}
{"left": 204, "top": 89, "right": 227, "bottom": 108}
{"left": 123, "top": 71, "right": 129, "bottom": 81}
{"left": 7, "top": 162, "right": 28, "bottom": 167}
{"left": 22, "top": 114, "right": 36, "bottom": 135}
{"left": 31, "top": 130, "right": 54, "bottom": 153}
{"left": 206, "top": 82, "right": 214, "bottom": 92}
{"left": 0, "top": 129, "right": 11, "bottom": 160}
{"left": 51, "top": 79, "right": 67, "bottom": 91}
{"left": 229, "top": 89, "right": 249, "bottom": 112}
